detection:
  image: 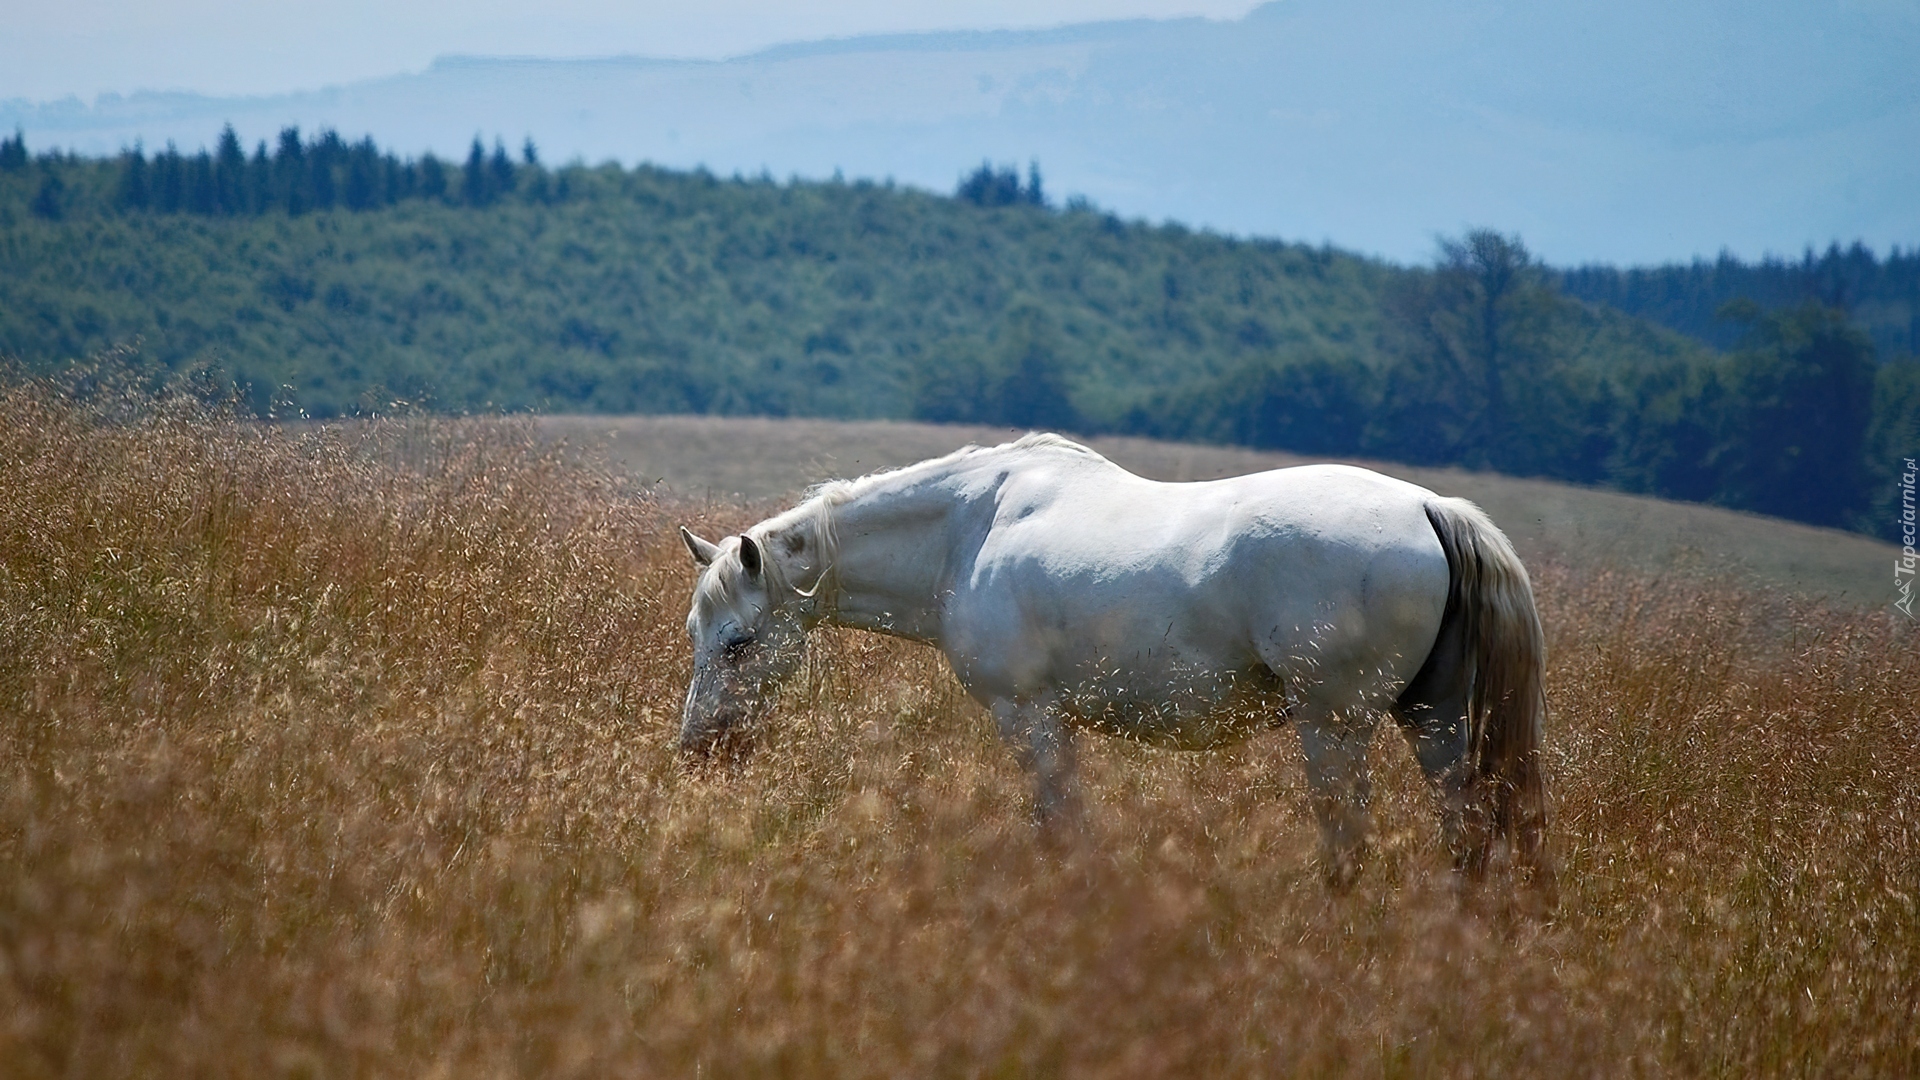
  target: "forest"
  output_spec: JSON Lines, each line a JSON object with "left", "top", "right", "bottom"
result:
{"left": 1559, "top": 245, "right": 1920, "bottom": 358}
{"left": 1, "top": 126, "right": 1915, "bottom": 538}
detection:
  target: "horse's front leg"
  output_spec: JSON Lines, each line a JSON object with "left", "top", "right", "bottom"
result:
{"left": 990, "top": 693, "right": 1081, "bottom": 829}
{"left": 1297, "top": 712, "right": 1379, "bottom": 889}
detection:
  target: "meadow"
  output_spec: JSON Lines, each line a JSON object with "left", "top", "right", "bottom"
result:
{"left": 2, "top": 377, "right": 1916, "bottom": 1076}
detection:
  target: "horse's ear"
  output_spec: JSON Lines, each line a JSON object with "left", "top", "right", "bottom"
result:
{"left": 738, "top": 534, "right": 764, "bottom": 579}
{"left": 680, "top": 526, "right": 721, "bottom": 566}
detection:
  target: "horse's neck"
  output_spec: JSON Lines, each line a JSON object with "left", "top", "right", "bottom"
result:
{"left": 815, "top": 466, "right": 987, "bottom": 642}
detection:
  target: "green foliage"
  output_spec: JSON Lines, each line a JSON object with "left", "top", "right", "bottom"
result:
{"left": 0, "top": 133, "right": 1907, "bottom": 535}
{"left": 0, "top": 138, "right": 1402, "bottom": 428}
{"left": 463, "top": 137, "right": 489, "bottom": 206}
{"left": 1161, "top": 232, "right": 1645, "bottom": 485}
{"left": 1609, "top": 303, "right": 1882, "bottom": 529}
{"left": 1862, "top": 359, "right": 1920, "bottom": 537}
{"left": 955, "top": 161, "right": 1046, "bottom": 209}
{"left": 1166, "top": 349, "right": 1377, "bottom": 456}
{"left": 29, "top": 173, "right": 63, "bottom": 220}
{"left": 912, "top": 302, "right": 1079, "bottom": 429}
{"left": 1561, "top": 243, "right": 1920, "bottom": 363}
{"left": 215, "top": 125, "right": 247, "bottom": 213}
{"left": 1607, "top": 358, "right": 1726, "bottom": 504}
{"left": 1371, "top": 231, "right": 1576, "bottom": 474}
{"left": 0, "top": 128, "right": 25, "bottom": 172}
{"left": 1715, "top": 304, "right": 1877, "bottom": 528}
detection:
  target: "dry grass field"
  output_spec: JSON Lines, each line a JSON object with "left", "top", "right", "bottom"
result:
{"left": 4, "top": 381, "right": 1917, "bottom": 1077}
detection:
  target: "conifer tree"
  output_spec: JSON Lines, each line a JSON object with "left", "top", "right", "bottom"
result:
{"left": 156, "top": 143, "right": 186, "bottom": 213}
{"left": 344, "top": 137, "right": 379, "bottom": 211}
{"left": 489, "top": 138, "right": 515, "bottom": 198}
{"left": 304, "top": 129, "right": 344, "bottom": 211}
{"left": 419, "top": 153, "right": 448, "bottom": 201}
{"left": 0, "top": 128, "right": 26, "bottom": 172}
{"left": 187, "top": 150, "right": 217, "bottom": 214}
{"left": 463, "top": 137, "right": 489, "bottom": 206}
{"left": 215, "top": 125, "right": 246, "bottom": 214}
{"left": 248, "top": 140, "right": 272, "bottom": 213}
{"left": 116, "top": 144, "right": 151, "bottom": 211}
{"left": 957, "top": 161, "right": 1025, "bottom": 207}
{"left": 383, "top": 154, "right": 407, "bottom": 204}
{"left": 275, "top": 127, "right": 307, "bottom": 214}
{"left": 1716, "top": 303, "right": 1877, "bottom": 527}
{"left": 30, "top": 173, "right": 64, "bottom": 219}
{"left": 521, "top": 138, "right": 549, "bottom": 202}
{"left": 310, "top": 145, "right": 336, "bottom": 210}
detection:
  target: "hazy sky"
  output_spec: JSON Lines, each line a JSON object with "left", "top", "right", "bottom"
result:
{"left": 3, "top": 0, "right": 1262, "bottom": 102}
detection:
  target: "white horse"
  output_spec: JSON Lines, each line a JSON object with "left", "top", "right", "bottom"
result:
{"left": 678, "top": 434, "right": 1550, "bottom": 889}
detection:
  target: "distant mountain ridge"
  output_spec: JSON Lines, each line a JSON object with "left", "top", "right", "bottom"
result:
{"left": 4, "top": 0, "right": 1916, "bottom": 264}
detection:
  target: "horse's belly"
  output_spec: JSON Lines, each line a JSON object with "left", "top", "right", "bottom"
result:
{"left": 1061, "top": 665, "right": 1287, "bottom": 750}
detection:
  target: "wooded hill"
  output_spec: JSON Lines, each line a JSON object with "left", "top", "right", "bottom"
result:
{"left": 1559, "top": 244, "right": 1920, "bottom": 358}
{"left": 1, "top": 128, "right": 1915, "bottom": 537}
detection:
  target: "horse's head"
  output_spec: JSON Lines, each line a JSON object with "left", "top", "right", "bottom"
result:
{"left": 677, "top": 525, "right": 811, "bottom": 762}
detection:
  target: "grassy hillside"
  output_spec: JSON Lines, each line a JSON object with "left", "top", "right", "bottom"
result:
{"left": 1, "top": 153, "right": 1408, "bottom": 421}
{"left": 3, "top": 378, "right": 1915, "bottom": 1075}
{"left": 0, "top": 144, "right": 1706, "bottom": 427}
{"left": 4, "top": 138, "right": 1910, "bottom": 539}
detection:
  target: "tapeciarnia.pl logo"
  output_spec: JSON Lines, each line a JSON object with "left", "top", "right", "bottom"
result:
{"left": 1897, "top": 457, "right": 1917, "bottom": 619}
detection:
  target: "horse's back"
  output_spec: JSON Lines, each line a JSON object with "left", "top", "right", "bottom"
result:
{"left": 946, "top": 449, "right": 1451, "bottom": 727}
{"left": 990, "top": 455, "right": 1445, "bottom": 590}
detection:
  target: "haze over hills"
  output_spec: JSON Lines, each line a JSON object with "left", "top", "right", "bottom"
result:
{"left": 6, "top": 0, "right": 1916, "bottom": 265}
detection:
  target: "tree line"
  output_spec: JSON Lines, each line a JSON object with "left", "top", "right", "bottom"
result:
{"left": 1, "top": 127, "right": 1913, "bottom": 539}
{"left": 1144, "top": 232, "right": 1913, "bottom": 534}
{"left": 1560, "top": 243, "right": 1920, "bottom": 364}
{"left": 956, "top": 161, "right": 1048, "bottom": 209}
{"left": 6, "top": 125, "right": 555, "bottom": 221}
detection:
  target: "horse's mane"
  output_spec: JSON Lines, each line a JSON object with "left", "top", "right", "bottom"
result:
{"left": 694, "top": 505, "right": 839, "bottom": 610}
{"left": 799, "top": 432, "right": 1103, "bottom": 507}
{"left": 1004, "top": 431, "right": 1101, "bottom": 456}
{"left": 741, "top": 433, "right": 1102, "bottom": 607}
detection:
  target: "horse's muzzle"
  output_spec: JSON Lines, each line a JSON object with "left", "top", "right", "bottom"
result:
{"left": 678, "top": 720, "right": 758, "bottom": 766}
{"left": 680, "top": 670, "right": 759, "bottom": 765}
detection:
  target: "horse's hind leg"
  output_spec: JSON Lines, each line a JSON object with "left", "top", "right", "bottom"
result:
{"left": 990, "top": 693, "right": 1080, "bottom": 829}
{"left": 1296, "top": 711, "right": 1378, "bottom": 889}
{"left": 1394, "top": 698, "right": 1474, "bottom": 872}
{"left": 1393, "top": 626, "right": 1477, "bottom": 871}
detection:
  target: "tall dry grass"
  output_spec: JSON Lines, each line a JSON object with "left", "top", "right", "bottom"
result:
{"left": 1, "top": 376, "right": 1915, "bottom": 1077}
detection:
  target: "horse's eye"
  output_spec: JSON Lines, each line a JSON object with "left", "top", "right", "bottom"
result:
{"left": 721, "top": 636, "right": 754, "bottom": 662}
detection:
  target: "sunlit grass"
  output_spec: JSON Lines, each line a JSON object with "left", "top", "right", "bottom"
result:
{"left": 1, "top": 376, "right": 1914, "bottom": 1076}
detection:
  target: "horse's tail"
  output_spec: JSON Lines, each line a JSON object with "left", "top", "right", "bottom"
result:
{"left": 1422, "top": 497, "right": 1554, "bottom": 893}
